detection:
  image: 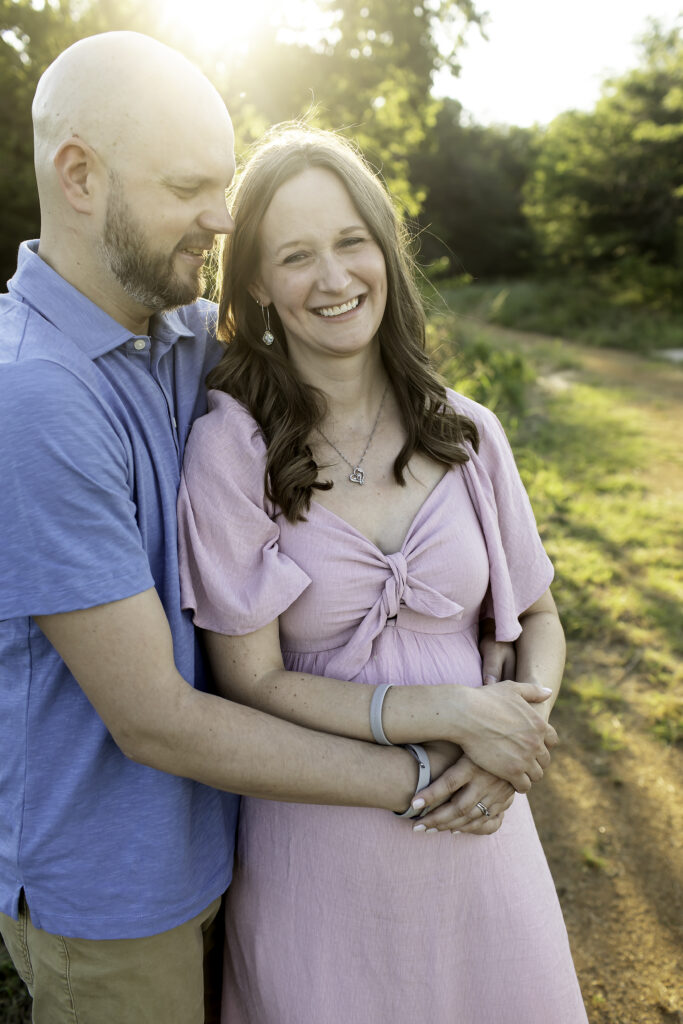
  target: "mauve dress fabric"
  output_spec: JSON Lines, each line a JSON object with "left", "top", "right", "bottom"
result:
{"left": 178, "top": 388, "right": 588, "bottom": 1024}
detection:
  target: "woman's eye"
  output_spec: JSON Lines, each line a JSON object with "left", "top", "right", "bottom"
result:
{"left": 282, "top": 252, "right": 309, "bottom": 265}
{"left": 340, "top": 236, "right": 365, "bottom": 248}
{"left": 173, "top": 186, "right": 200, "bottom": 198}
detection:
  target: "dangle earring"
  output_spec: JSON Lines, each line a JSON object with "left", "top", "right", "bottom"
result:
{"left": 259, "top": 303, "right": 275, "bottom": 346}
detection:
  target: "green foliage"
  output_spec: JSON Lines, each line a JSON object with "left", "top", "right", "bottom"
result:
{"left": 429, "top": 322, "right": 534, "bottom": 425}
{"left": 524, "top": 21, "right": 683, "bottom": 274}
{"left": 411, "top": 99, "right": 537, "bottom": 276}
{"left": 206, "top": 0, "right": 481, "bottom": 215}
{"left": 0, "top": 941, "right": 30, "bottom": 1023}
{"left": 440, "top": 276, "right": 683, "bottom": 352}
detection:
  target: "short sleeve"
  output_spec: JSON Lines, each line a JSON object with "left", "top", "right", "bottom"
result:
{"left": 0, "top": 360, "right": 153, "bottom": 618}
{"left": 177, "top": 391, "right": 311, "bottom": 635}
{"left": 451, "top": 392, "right": 554, "bottom": 641}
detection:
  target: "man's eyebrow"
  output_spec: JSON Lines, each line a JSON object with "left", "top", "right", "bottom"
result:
{"left": 159, "top": 174, "right": 232, "bottom": 190}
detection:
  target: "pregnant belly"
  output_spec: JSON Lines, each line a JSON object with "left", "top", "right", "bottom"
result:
{"left": 284, "top": 620, "right": 485, "bottom": 689}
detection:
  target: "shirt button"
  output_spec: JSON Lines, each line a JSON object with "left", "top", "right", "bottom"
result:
{"left": 133, "top": 339, "right": 146, "bottom": 351}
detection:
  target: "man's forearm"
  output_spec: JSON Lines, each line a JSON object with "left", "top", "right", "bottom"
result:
{"left": 122, "top": 675, "right": 420, "bottom": 812}
{"left": 514, "top": 610, "right": 566, "bottom": 722}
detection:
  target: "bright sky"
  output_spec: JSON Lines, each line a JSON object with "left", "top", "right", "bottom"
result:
{"left": 435, "top": 0, "right": 683, "bottom": 126}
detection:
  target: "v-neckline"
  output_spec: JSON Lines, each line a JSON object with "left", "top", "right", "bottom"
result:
{"left": 310, "top": 467, "right": 453, "bottom": 557}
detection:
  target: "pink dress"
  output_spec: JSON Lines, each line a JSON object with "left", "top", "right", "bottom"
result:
{"left": 177, "top": 389, "right": 588, "bottom": 1024}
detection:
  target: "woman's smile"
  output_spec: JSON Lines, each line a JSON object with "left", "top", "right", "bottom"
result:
{"left": 312, "top": 294, "right": 364, "bottom": 319}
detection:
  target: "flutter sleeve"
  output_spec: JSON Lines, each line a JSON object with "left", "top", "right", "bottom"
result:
{"left": 450, "top": 391, "right": 554, "bottom": 641}
{"left": 177, "top": 390, "right": 311, "bottom": 634}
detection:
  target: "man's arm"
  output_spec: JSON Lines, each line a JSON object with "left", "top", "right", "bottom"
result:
{"left": 35, "top": 588, "right": 420, "bottom": 813}
{"left": 202, "top": 614, "right": 556, "bottom": 794}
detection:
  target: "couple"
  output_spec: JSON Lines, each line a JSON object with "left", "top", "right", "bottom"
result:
{"left": 0, "top": 30, "right": 587, "bottom": 1024}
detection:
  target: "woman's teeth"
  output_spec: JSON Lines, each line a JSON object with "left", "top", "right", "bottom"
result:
{"left": 316, "top": 297, "right": 360, "bottom": 317}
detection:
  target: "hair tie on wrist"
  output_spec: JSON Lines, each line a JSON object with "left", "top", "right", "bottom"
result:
{"left": 370, "top": 683, "right": 393, "bottom": 745}
{"left": 395, "top": 744, "right": 431, "bottom": 818}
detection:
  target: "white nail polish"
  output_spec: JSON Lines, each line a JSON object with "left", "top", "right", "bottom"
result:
{"left": 426, "top": 828, "right": 438, "bottom": 834}
{"left": 413, "top": 823, "right": 426, "bottom": 832}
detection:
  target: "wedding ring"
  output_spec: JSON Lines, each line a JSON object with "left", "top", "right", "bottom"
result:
{"left": 476, "top": 801, "right": 491, "bottom": 817}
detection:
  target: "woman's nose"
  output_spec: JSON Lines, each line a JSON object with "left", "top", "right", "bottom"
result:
{"left": 317, "top": 253, "right": 352, "bottom": 292}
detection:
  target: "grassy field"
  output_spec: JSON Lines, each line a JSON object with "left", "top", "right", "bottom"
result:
{"left": 436, "top": 275, "right": 683, "bottom": 353}
{"left": 2, "top": 300, "right": 681, "bottom": 1023}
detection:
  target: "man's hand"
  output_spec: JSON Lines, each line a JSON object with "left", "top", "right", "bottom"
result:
{"left": 479, "top": 626, "right": 516, "bottom": 687}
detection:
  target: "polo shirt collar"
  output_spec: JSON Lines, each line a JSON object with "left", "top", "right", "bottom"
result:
{"left": 10, "top": 241, "right": 195, "bottom": 359}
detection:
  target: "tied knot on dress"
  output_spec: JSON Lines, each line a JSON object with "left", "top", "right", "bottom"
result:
{"left": 324, "top": 551, "right": 464, "bottom": 680}
{"left": 382, "top": 552, "right": 408, "bottom": 621}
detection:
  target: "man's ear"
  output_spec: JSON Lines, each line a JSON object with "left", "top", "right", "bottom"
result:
{"left": 53, "top": 137, "right": 101, "bottom": 214}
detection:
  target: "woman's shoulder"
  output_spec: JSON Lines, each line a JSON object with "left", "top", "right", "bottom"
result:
{"left": 184, "top": 389, "right": 266, "bottom": 476}
{"left": 445, "top": 387, "right": 502, "bottom": 440}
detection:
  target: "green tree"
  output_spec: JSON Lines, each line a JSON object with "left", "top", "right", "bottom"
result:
{"left": 524, "top": 21, "right": 683, "bottom": 277}
{"left": 410, "top": 98, "right": 537, "bottom": 277}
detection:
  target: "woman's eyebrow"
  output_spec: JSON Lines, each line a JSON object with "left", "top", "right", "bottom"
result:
{"left": 274, "top": 225, "right": 367, "bottom": 256}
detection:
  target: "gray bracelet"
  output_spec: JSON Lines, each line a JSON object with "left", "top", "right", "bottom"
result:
{"left": 370, "top": 683, "right": 393, "bottom": 745}
{"left": 394, "top": 744, "right": 431, "bottom": 818}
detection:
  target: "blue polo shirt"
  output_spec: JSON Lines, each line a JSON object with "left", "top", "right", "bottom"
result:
{"left": 0, "top": 241, "right": 239, "bottom": 940}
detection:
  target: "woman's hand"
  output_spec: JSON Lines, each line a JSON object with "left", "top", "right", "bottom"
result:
{"left": 449, "top": 681, "right": 557, "bottom": 792}
{"left": 413, "top": 754, "right": 515, "bottom": 834}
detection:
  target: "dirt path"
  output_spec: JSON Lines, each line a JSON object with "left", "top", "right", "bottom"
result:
{"left": 472, "top": 326, "right": 683, "bottom": 1024}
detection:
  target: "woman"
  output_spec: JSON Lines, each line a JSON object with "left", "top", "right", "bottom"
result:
{"left": 177, "top": 126, "right": 587, "bottom": 1023}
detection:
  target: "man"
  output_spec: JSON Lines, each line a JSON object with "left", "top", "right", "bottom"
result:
{"left": 0, "top": 31, "right": 556, "bottom": 1023}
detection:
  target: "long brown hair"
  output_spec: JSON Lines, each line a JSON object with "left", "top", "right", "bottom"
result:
{"left": 208, "top": 124, "right": 478, "bottom": 522}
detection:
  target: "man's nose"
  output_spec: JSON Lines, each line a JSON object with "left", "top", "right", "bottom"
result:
{"left": 198, "top": 195, "right": 234, "bottom": 236}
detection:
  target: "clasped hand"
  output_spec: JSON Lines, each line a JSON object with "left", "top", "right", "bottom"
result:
{"left": 408, "top": 680, "right": 557, "bottom": 834}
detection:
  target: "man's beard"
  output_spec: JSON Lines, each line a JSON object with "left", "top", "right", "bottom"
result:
{"left": 99, "top": 177, "right": 208, "bottom": 312}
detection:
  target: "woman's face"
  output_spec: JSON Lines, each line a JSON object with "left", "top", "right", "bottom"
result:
{"left": 251, "top": 167, "right": 387, "bottom": 370}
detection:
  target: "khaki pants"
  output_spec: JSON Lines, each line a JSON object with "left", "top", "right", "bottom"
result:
{"left": 0, "top": 892, "right": 223, "bottom": 1024}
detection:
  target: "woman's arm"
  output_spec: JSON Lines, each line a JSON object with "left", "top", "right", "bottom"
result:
{"left": 203, "top": 612, "right": 558, "bottom": 793}
{"left": 407, "top": 587, "right": 564, "bottom": 819}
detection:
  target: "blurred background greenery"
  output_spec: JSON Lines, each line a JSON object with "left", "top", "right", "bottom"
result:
{"left": 1, "top": 0, "right": 682, "bottom": 351}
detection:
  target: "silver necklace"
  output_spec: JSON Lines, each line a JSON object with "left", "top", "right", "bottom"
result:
{"left": 317, "top": 386, "right": 389, "bottom": 485}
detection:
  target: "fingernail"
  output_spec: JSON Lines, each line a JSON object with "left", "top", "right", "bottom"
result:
{"left": 483, "top": 674, "right": 498, "bottom": 685}
{"left": 411, "top": 797, "right": 426, "bottom": 810}
{"left": 451, "top": 830, "right": 460, "bottom": 835}
{"left": 413, "top": 823, "right": 426, "bottom": 832}
{"left": 426, "top": 828, "right": 438, "bottom": 834}
{"left": 541, "top": 687, "right": 553, "bottom": 694}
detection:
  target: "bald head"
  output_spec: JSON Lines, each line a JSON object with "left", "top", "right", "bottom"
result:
{"left": 32, "top": 32, "right": 235, "bottom": 331}
{"left": 33, "top": 31, "right": 233, "bottom": 197}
